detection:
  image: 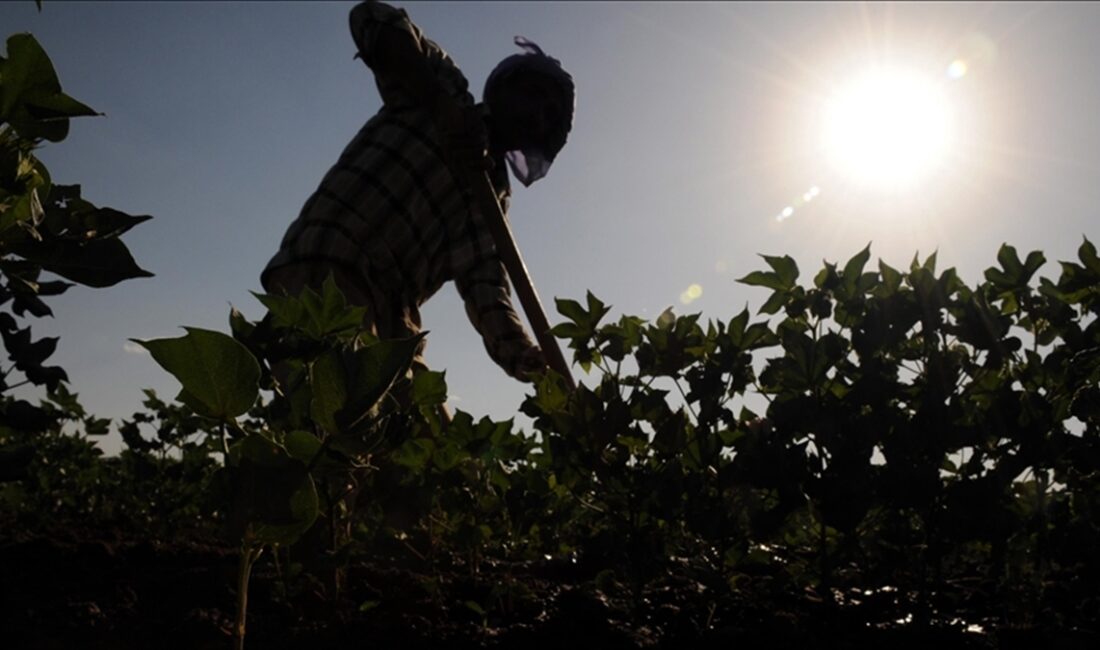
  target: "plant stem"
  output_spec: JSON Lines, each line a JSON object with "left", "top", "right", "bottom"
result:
{"left": 1035, "top": 468, "right": 1047, "bottom": 582}
{"left": 273, "top": 543, "right": 289, "bottom": 600}
{"left": 674, "top": 377, "right": 699, "bottom": 423}
{"left": 566, "top": 484, "right": 607, "bottom": 514}
{"left": 220, "top": 422, "right": 231, "bottom": 459}
{"left": 818, "top": 488, "right": 830, "bottom": 602}
{"left": 235, "top": 538, "right": 262, "bottom": 650}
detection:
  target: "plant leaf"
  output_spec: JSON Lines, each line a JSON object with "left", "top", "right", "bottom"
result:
{"left": 9, "top": 237, "right": 153, "bottom": 288}
{"left": 761, "top": 254, "right": 799, "bottom": 288}
{"left": 738, "top": 271, "right": 786, "bottom": 292}
{"left": 134, "top": 327, "right": 260, "bottom": 419}
{"left": 842, "top": 243, "right": 871, "bottom": 292}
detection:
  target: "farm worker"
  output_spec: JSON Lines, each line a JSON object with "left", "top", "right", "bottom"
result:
{"left": 261, "top": 0, "right": 575, "bottom": 383}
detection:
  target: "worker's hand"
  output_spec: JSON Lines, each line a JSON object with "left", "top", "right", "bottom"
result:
{"left": 436, "top": 101, "right": 492, "bottom": 175}
{"left": 515, "top": 346, "right": 548, "bottom": 382}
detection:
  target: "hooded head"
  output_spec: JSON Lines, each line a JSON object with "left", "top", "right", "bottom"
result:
{"left": 483, "top": 37, "right": 575, "bottom": 186}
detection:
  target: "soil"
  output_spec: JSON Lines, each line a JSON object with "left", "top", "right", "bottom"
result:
{"left": 2, "top": 522, "right": 1094, "bottom": 650}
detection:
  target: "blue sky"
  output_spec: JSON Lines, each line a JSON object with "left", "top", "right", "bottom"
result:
{"left": 2, "top": 2, "right": 1098, "bottom": 453}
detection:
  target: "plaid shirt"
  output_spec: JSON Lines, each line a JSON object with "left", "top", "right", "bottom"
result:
{"left": 262, "top": 1, "right": 537, "bottom": 378}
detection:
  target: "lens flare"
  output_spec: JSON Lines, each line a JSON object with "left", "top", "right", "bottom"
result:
{"left": 947, "top": 59, "right": 968, "bottom": 80}
{"left": 774, "top": 185, "right": 821, "bottom": 223}
{"left": 679, "top": 283, "right": 703, "bottom": 305}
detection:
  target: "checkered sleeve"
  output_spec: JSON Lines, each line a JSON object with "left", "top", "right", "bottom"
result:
{"left": 454, "top": 253, "right": 539, "bottom": 380}
{"left": 349, "top": 1, "right": 414, "bottom": 69}
{"left": 349, "top": 1, "right": 472, "bottom": 110}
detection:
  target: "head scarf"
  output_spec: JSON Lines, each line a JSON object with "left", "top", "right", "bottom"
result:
{"left": 484, "top": 36, "right": 575, "bottom": 186}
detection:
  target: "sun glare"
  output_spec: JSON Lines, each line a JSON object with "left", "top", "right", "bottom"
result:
{"left": 821, "top": 68, "right": 951, "bottom": 189}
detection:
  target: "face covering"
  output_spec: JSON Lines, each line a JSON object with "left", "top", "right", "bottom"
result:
{"left": 505, "top": 148, "right": 552, "bottom": 187}
{"left": 485, "top": 37, "right": 575, "bottom": 187}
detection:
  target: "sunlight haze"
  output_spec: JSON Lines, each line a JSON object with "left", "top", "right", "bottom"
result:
{"left": 820, "top": 67, "right": 952, "bottom": 188}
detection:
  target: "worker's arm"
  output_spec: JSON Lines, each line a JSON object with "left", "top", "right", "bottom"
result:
{"left": 454, "top": 255, "right": 546, "bottom": 381}
{"left": 356, "top": 11, "right": 453, "bottom": 114}
{"left": 350, "top": 2, "right": 487, "bottom": 169}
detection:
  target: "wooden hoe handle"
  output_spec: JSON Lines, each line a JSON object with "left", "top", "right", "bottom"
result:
{"left": 471, "top": 170, "right": 576, "bottom": 391}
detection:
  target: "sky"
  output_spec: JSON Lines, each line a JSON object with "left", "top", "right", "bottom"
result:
{"left": 2, "top": 1, "right": 1098, "bottom": 454}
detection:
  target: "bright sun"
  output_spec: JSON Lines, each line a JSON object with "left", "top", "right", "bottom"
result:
{"left": 821, "top": 67, "right": 952, "bottom": 188}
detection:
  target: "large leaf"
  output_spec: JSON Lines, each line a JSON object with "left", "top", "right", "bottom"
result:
{"left": 586, "top": 291, "right": 611, "bottom": 326}
{"left": 841, "top": 243, "right": 872, "bottom": 295}
{"left": 79, "top": 206, "right": 153, "bottom": 240}
{"left": 309, "top": 350, "right": 348, "bottom": 434}
{"left": 738, "top": 270, "right": 789, "bottom": 292}
{"left": 309, "top": 334, "right": 424, "bottom": 433}
{"left": 739, "top": 256, "right": 799, "bottom": 318}
{"left": 283, "top": 430, "right": 322, "bottom": 464}
{"left": 412, "top": 369, "right": 448, "bottom": 433}
{"left": 813, "top": 262, "right": 840, "bottom": 291}
{"left": 726, "top": 308, "right": 750, "bottom": 342}
{"left": 9, "top": 237, "right": 153, "bottom": 287}
{"left": 758, "top": 290, "right": 788, "bottom": 315}
{"left": 227, "top": 434, "right": 319, "bottom": 546}
{"left": 762, "top": 254, "right": 799, "bottom": 289}
{"left": 1079, "top": 236, "right": 1100, "bottom": 275}
{"left": 555, "top": 297, "right": 586, "bottom": 324}
{"left": 910, "top": 250, "right": 937, "bottom": 275}
{"left": 0, "top": 34, "right": 98, "bottom": 142}
{"left": 412, "top": 369, "right": 447, "bottom": 408}
{"left": 0, "top": 322, "right": 67, "bottom": 390}
{"left": 0, "top": 187, "right": 44, "bottom": 237}
{"left": 253, "top": 472, "right": 318, "bottom": 546}
{"left": 346, "top": 336, "right": 424, "bottom": 414}
{"left": 997, "top": 243, "right": 1024, "bottom": 278}
{"left": 134, "top": 327, "right": 260, "bottom": 419}
{"left": 985, "top": 243, "right": 1045, "bottom": 291}
{"left": 254, "top": 272, "right": 367, "bottom": 340}
{"left": 0, "top": 34, "right": 62, "bottom": 117}
{"left": 877, "top": 259, "right": 903, "bottom": 295}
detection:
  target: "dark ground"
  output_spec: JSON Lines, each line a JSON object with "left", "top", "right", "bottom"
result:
{"left": 6, "top": 520, "right": 1096, "bottom": 650}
